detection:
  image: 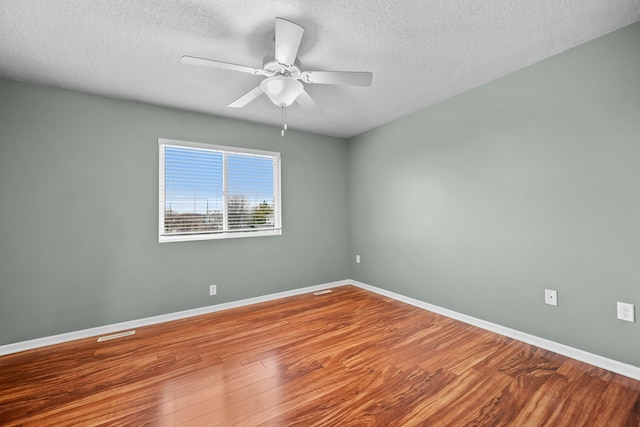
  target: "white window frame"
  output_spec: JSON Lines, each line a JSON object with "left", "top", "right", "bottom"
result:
{"left": 158, "top": 138, "right": 282, "bottom": 243}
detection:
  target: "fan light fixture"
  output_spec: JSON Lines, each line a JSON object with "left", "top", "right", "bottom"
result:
{"left": 260, "top": 76, "right": 304, "bottom": 135}
{"left": 260, "top": 76, "right": 303, "bottom": 107}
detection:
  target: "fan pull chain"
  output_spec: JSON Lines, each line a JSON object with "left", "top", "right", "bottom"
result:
{"left": 281, "top": 106, "right": 288, "bottom": 136}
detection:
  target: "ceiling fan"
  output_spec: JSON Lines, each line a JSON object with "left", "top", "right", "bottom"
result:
{"left": 181, "top": 17, "right": 373, "bottom": 134}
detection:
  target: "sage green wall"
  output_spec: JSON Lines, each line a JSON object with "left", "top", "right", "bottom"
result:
{"left": 349, "top": 22, "right": 640, "bottom": 367}
{"left": 0, "top": 79, "right": 349, "bottom": 345}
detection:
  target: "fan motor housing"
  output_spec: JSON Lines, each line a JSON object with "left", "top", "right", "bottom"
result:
{"left": 262, "top": 55, "right": 302, "bottom": 78}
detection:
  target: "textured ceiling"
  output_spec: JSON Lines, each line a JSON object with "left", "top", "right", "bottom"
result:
{"left": 1, "top": 1, "right": 639, "bottom": 138}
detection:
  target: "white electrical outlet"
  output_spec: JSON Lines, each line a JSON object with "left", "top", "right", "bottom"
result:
{"left": 209, "top": 285, "right": 217, "bottom": 296}
{"left": 617, "top": 302, "right": 635, "bottom": 322}
{"left": 356, "top": 255, "right": 361, "bottom": 264}
{"left": 544, "top": 289, "right": 558, "bottom": 306}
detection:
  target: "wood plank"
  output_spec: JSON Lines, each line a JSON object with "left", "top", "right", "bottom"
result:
{"left": 1, "top": 285, "right": 638, "bottom": 426}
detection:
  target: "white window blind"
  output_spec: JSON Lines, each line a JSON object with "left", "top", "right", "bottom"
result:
{"left": 158, "top": 139, "right": 281, "bottom": 242}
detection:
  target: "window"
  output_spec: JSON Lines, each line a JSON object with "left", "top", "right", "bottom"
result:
{"left": 158, "top": 138, "right": 281, "bottom": 242}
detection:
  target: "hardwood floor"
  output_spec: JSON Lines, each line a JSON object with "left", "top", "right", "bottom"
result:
{"left": 1, "top": 285, "right": 639, "bottom": 426}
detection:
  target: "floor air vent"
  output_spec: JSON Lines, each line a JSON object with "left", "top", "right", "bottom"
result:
{"left": 97, "top": 330, "right": 136, "bottom": 342}
{"left": 313, "top": 289, "right": 333, "bottom": 296}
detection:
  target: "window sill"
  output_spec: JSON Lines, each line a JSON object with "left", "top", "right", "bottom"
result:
{"left": 159, "top": 228, "right": 282, "bottom": 243}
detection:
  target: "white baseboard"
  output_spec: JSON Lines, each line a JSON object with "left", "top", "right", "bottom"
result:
{"left": 3, "top": 278, "right": 639, "bottom": 381}
{"left": 0, "top": 280, "right": 350, "bottom": 357}
{"left": 350, "top": 280, "right": 640, "bottom": 381}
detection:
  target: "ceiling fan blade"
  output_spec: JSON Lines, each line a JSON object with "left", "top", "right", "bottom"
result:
{"left": 296, "top": 90, "right": 323, "bottom": 114}
{"left": 182, "top": 55, "right": 263, "bottom": 75}
{"left": 301, "top": 71, "right": 373, "bottom": 87}
{"left": 228, "top": 86, "right": 264, "bottom": 108}
{"left": 275, "top": 18, "right": 304, "bottom": 66}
